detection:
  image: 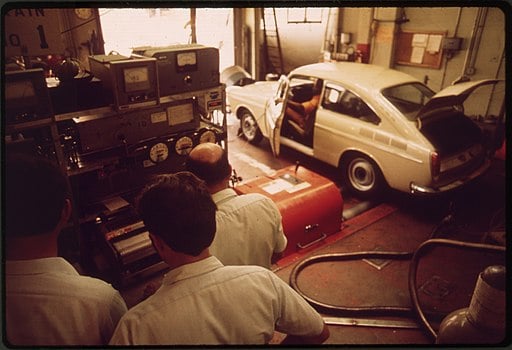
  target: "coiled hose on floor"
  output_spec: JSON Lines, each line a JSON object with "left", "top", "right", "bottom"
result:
{"left": 289, "top": 238, "right": 505, "bottom": 342}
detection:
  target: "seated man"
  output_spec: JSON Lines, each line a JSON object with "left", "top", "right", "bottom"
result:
{"left": 285, "top": 79, "right": 322, "bottom": 134}
{"left": 186, "top": 142, "right": 287, "bottom": 269}
{"left": 109, "top": 172, "right": 329, "bottom": 345}
{"left": 5, "top": 153, "right": 127, "bottom": 346}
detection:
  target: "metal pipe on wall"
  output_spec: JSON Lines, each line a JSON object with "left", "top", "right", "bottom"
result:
{"left": 485, "top": 46, "right": 505, "bottom": 119}
{"left": 321, "top": 8, "right": 340, "bottom": 56}
{"left": 190, "top": 8, "right": 197, "bottom": 44}
{"left": 461, "top": 7, "right": 488, "bottom": 76}
{"left": 333, "top": 8, "right": 340, "bottom": 54}
{"left": 440, "top": 7, "right": 463, "bottom": 88}
{"left": 320, "top": 8, "right": 329, "bottom": 53}
{"left": 368, "top": 8, "right": 375, "bottom": 63}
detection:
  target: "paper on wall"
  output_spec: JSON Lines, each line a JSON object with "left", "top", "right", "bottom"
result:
{"left": 410, "top": 47, "right": 425, "bottom": 64}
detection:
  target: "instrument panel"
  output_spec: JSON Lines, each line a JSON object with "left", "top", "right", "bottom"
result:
{"left": 6, "top": 49, "right": 226, "bottom": 286}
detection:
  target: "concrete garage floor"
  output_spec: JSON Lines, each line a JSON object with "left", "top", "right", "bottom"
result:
{"left": 226, "top": 113, "right": 507, "bottom": 345}
{"left": 120, "top": 113, "right": 507, "bottom": 345}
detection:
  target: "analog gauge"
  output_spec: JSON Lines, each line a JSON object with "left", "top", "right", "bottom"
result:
{"left": 149, "top": 142, "right": 169, "bottom": 163}
{"left": 199, "top": 130, "right": 216, "bottom": 144}
{"left": 175, "top": 136, "right": 194, "bottom": 155}
{"left": 177, "top": 52, "right": 197, "bottom": 67}
{"left": 124, "top": 67, "right": 148, "bottom": 84}
{"left": 74, "top": 8, "right": 93, "bottom": 20}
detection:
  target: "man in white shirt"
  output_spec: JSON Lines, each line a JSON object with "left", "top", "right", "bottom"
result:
{"left": 109, "top": 172, "right": 329, "bottom": 345}
{"left": 186, "top": 142, "right": 287, "bottom": 268}
{"left": 5, "top": 153, "right": 128, "bottom": 346}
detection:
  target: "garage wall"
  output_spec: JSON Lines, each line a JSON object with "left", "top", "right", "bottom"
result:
{"left": 238, "top": 7, "right": 504, "bottom": 91}
{"left": 240, "top": 6, "right": 505, "bottom": 118}
{"left": 394, "top": 7, "right": 505, "bottom": 117}
{"left": 391, "top": 7, "right": 471, "bottom": 90}
{"left": 391, "top": 7, "right": 505, "bottom": 91}
{"left": 272, "top": 8, "right": 327, "bottom": 73}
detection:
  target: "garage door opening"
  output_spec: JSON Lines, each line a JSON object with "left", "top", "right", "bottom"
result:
{"left": 99, "top": 8, "right": 234, "bottom": 70}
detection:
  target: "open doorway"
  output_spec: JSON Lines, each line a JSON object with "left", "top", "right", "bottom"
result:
{"left": 99, "top": 8, "right": 234, "bottom": 70}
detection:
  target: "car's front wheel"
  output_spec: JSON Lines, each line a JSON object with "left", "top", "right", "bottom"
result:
{"left": 341, "top": 153, "right": 385, "bottom": 199}
{"left": 240, "top": 110, "right": 263, "bottom": 145}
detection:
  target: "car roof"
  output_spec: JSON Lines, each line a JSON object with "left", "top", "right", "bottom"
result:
{"left": 289, "top": 62, "right": 421, "bottom": 93}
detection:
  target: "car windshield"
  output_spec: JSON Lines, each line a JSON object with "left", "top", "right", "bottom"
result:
{"left": 382, "top": 83, "right": 435, "bottom": 121}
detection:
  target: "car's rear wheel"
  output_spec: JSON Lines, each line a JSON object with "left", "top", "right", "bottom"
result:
{"left": 341, "top": 153, "right": 385, "bottom": 199}
{"left": 240, "top": 110, "right": 263, "bottom": 145}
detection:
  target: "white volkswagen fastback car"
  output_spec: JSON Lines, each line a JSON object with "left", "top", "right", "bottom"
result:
{"left": 227, "top": 62, "right": 500, "bottom": 198}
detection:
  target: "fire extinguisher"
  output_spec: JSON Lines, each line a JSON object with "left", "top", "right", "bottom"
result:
{"left": 355, "top": 50, "right": 363, "bottom": 63}
{"left": 436, "top": 265, "right": 506, "bottom": 344}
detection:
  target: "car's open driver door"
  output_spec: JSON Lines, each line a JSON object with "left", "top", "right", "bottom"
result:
{"left": 265, "top": 75, "right": 289, "bottom": 157}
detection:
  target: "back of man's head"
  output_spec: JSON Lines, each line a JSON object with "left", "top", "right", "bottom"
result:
{"left": 136, "top": 171, "right": 217, "bottom": 256}
{"left": 186, "top": 143, "right": 231, "bottom": 187}
{"left": 5, "top": 153, "right": 70, "bottom": 238}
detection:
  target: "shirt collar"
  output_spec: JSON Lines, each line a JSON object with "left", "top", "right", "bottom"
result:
{"left": 211, "top": 187, "right": 238, "bottom": 205}
{"left": 5, "top": 257, "right": 79, "bottom": 276}
{"left": 162, "top": 256, "right": 224, "bottom": 285}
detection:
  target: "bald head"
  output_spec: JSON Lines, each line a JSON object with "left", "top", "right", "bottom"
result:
{"left": 189, "top": 142, "right": 224, "bottom": 164}
{"left": 186, "top": 143, "right": 232, "bottom": 190}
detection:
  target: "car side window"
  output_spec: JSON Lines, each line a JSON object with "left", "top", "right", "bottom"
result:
{"left": 322, "top": 84, "right": 381, "bottom": 125}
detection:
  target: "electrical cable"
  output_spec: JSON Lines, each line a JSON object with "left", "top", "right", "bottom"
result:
{"left": 289, "top": 238, "right": 505, "bottom": 343}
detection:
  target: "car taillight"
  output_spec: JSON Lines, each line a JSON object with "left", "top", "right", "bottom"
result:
{"left": 431, "top": 151, "right": 440, "bottom": 179}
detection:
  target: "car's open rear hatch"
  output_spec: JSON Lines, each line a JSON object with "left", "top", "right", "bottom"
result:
{"left": 420, "top": 109, "right": 486, "bottom": 183}
{"left": 416, "top": 79, "right": 501, "bottom": 184}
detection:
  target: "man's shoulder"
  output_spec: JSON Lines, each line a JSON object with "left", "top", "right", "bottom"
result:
{"left": 8, "top": 258, "right": 117, "bottom": 291}
{"left": 70, "top": 275, "right": 119, "bottom": 294}
{"left": 236, "top": 191, "right": 275, "bottom": 205}
{"left": 221, "top": 263, "right": 270, "bottom": 274}
{"left": 216, "top": 191, "right": 279, "bottom": 222}
{"left": 218, "top": 264, "right": 284, "bottom": 285}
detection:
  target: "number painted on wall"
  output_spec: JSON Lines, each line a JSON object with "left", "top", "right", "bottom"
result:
{"left": 4, "top": 8, "right": 65, "bottom": 56}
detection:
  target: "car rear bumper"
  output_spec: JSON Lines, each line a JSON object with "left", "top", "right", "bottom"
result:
{"left": 409, "top": 158, "right": 492, "bottom": 195}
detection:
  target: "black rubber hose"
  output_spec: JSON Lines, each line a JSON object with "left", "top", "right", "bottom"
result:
{"left": 289, "top": 239, "right": 506, "bottom": 342}
{"left": 289, "top": 251, "right": 414, "bottom": 317}
{"left": 408, "top": 238, "right": 506, "bottom": 342}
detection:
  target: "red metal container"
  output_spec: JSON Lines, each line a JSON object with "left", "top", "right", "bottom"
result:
{"left": 234, "top": 165, "right": 343, "bottom": 257}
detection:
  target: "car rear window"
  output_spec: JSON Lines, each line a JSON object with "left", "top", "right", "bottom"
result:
{"left": 382, "top": 83, "right": 435, "bottom": 121}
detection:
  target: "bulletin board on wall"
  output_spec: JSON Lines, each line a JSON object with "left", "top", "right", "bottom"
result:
{"left": 394, "top": 31, "right": 446, "bottom": 69}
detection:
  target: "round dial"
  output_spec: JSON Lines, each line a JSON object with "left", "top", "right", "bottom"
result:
{"left": 175, "top": 136, "right": 194, "bottom": 155}
{"left": 199, "top": 130, "right": 216, "bottom": 144}
{"left": 74, "top": 8, "right": 92, "bottom": 20}
{"left": 149, "top": 143, "right": 169, "bottom": 163}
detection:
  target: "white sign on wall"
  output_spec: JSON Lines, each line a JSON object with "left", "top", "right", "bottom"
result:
{"left": 4, "top": 8, "right": 65, "bottom": 57}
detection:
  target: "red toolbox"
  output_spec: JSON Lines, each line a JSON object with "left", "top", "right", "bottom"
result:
{"left": 234, "top": 165, "right": 343, "bottom": 258}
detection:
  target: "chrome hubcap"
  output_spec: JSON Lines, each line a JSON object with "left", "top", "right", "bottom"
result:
{"left": 349, "top": 158, "right": 375, "bottom": 192}
{"left": 242, "top": 115, "right": 257, "bottom": 140}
